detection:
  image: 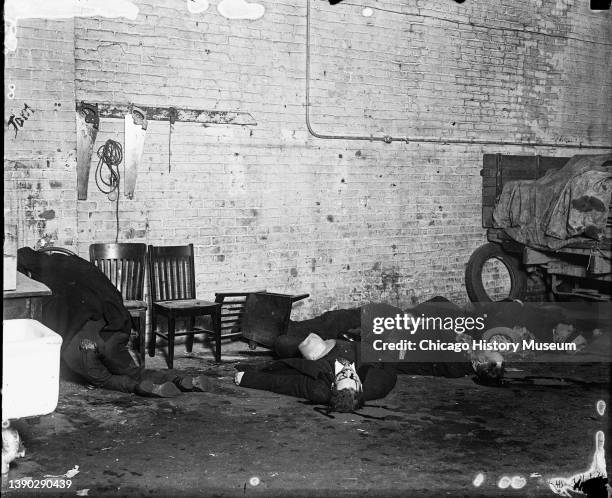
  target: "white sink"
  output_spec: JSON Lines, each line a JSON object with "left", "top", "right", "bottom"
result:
{"left": 2, "top": 319, "right": 63, "bottom": 421}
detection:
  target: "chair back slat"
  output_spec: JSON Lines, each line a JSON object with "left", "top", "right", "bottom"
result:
{"left": 179, "top": 260, "right": 186, "bottom": 298}
{"left": 89, "top": 243, "right": 147, "bottom": 301}
{"left": 147, "top": 244, "right": 196, "bottom": 302}
{"left": 214, "top": 291, "right": 265, "bottom": 337}
{"left": 163, "top": 257, "right": 171, "bottom": 299}
{"left": 175, "top": 259, "right": 182, "bottom": 298}
{"left": 152, "top": 259, "right": 161, "bottom": 300}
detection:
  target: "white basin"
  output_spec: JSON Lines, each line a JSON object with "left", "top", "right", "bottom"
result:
{"left": 2, "top": 319, "right": 63, "bottom": 420}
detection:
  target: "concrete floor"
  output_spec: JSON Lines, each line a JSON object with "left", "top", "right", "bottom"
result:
{"left": 2, "top": 340, "right": 610, "bottom": 498}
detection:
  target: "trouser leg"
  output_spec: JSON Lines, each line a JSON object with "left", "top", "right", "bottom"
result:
{"left": 312, "top": 309, "right": 362, "bottom": 339}
{"left": 388, "top": 362, "right": 473, "bottom": 378}
{"left": 240, "top": 369, "right": 331, "bottom": 404}
{"left": 358, "top": 364, "right": 397, "bottom": 401}
{"left": 101, "top": 331, "right": 207, "bottom": 390}
{"left": 101, "top": 338, "right": 190, "bottom": 388}
{"left": 99, "top": 330, "right": 143, "bottom": 379}
{"left": 62, "top": 321, "right": 140, "bottom": 393}
{"left": 140, "top": 369, "right": 184, "bottom": 385}
{"left": 273, "top": 335, "right": 303, "bottom": 358}
{"left": 285, "top": 309, "right": 362, "bottom": 342}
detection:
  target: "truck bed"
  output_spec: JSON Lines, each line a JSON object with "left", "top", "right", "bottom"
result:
{"left": 481, "top": 154, "right": 612, "bottom": 248}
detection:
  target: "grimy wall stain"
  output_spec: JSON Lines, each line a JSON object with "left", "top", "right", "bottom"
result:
{"left": 4, "top": 17, "right": 78, "bottom": 251}
{"left": 4, "top": 1, "right": 611, "bottom": 316}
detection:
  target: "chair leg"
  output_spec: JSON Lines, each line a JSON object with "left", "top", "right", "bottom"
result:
{"left": 185, "top": 317, "right": 195, "bottom": 353}
{"left": 214, "top": 307, "right": 221, "bottom": 363}
{"left": 138, "top": 310, "right": 146, "bottom": 366}
{"left": 167, "top": 316, "right": 176, "bottom": 369}
{"left": 148, "top": 311, "right": 157, "bottom": 358}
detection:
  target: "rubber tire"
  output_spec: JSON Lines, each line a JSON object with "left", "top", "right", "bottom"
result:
{"left": 465, "top": 242, "right": 528, "bottom": 303}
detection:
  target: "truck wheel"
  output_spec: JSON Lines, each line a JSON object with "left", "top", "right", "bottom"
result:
{"left": 465, "top": 243, "right": 528, "bottom": 302}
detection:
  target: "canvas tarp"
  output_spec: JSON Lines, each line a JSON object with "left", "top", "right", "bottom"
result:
{"left": 492, "top": 154, "right": 612, "bottom": 251}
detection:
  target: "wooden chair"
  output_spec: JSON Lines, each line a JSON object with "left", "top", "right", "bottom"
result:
{"left": 89, "top": 243, "right": 147, "bottom": 365}
{"left": 214, "top": 291, "right": 265, "bottom": 348}
{"left": 215, "top": 291, "right": 310, "bottom": 348}
{"left": 147, "top": 244, "right": 221, "bottom": 368}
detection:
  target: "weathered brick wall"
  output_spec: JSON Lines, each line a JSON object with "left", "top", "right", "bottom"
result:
{"left": 309, "top": 1, "right": 611, "bottom": 143}
{"left": 4, "top": 19, "right": 77, "bottom": 250}
{"left": 4, "top": 1, "right": 611, "bottom": 316}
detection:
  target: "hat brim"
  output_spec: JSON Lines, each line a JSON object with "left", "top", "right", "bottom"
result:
{"left": 311, "top": 339, "right": 336, "bottom": 361}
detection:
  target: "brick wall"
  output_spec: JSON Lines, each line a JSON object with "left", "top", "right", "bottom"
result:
{"left": 4, "top": 18, "right": 77, "bottom": 250}
{"left": 309, "top": 1, "right": 611, "bottom": 143}
{"left": 4, "top": 1, "right": 611, "bottom": 316}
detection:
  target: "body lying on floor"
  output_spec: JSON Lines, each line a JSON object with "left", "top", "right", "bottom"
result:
{"left": 234, "top": 299, "right": 505, "bottom": 413}
{"left": 17, "top": 246, "right": 591, "bottom": 408}
{"left": 17, "top": 247, "right": 210, "bottom": 398}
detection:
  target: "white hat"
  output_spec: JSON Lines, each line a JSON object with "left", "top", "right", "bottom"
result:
{"left": 298, "top": 333, "right": 336, "bottom": 361}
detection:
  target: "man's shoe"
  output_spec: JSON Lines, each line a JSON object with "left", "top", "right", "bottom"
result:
{"left": 151, "top": 381, "right": 182, "bottom": 397}
{"left": 191, "top": 375, "right": 213, "bottom": 392}
{"left": 174, "top": 377, "right": 195, "bottom": 392}
{"left": 173, "top": 375, "right": 214, "bottom": 392}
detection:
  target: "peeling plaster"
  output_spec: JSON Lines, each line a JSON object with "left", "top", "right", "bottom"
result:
{"left": 4, "top": 0, "right": 138, "bottom": 22}
{"left": 4, "top": 0, "right": 138, "bottom": 52}
{"left": 217, "top": 0, "right": 265, "bottom": 20}
{"left": 186, "top": 0, "right": 210, "bottom": 14}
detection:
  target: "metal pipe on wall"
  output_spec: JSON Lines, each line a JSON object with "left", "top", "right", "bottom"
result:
{"left": 305, "top": 0, "right": 611, "bottom": 149}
